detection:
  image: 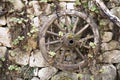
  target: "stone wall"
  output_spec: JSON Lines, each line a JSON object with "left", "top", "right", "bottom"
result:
{"left": 0, "top": 0, "right": 120, "bottom": 80}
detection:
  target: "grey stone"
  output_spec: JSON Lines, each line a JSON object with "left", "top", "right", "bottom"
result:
{"left": 97, "top": 64, "right": 117, "bottom": 80}
{"left": 29, "top": 50, "right": 47, "bottom": 67}
{"left": 9, "top": 48, "right": 30, "bottom": 65}
{"left": 110, "top": 7, "right": 120, "bottom": 19}
{"left": 77, "top": 64, "right": 116, "bottom": 80}
{"left": 45, "top": 4, "right": 52, "bottom": 15}
{"left": 12, "top": 0, "right": 25, "bottom": 11}
{"left": 0, "top": 16, "right": 6, "bottom": 26}
{"left": 51, "top": 71, "right": 78, "bottom": 80}
{"left": 0, "top": 47, "right": 7, "bottom": 58}
{"left": 102, "top": 50, "right": 120, "bottom": 63}
{"left": 0, "top": 27, "right": 12, "bottom": 47}
{"left": 38, "top": 67, "right": 58, "bottom": 80}
{"left": 101, "top": 40, "right": 120, "bottom": 51}
{"left": 99, "top": 19, "right": 113, "bottom": 31}
{"left": 102, "top": 32, "right": 113, "bottom": 42}
{"left": 116, "top": 63, "right": 120, "bottom": 79}
{"left": 31, "top": 77, "right": 39, "bottom": 80}
{"left": 31, "top": 1, "right": 41, "bottom": 16}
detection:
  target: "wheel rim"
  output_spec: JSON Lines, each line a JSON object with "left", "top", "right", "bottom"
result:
{"left": 39, "top": 10, "right": 100, "bottom": 71}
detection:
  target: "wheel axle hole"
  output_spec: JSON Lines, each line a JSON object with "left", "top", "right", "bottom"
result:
{"left": 69, "top": 40, "right": 74, "bottom": 44}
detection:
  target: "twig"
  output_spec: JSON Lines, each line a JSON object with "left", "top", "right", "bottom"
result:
{"left": 93, "top": 0, "right": 120, "bottom": 27}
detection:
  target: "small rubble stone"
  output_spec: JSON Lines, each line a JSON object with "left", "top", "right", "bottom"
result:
{"left": 31, "top": 77, "right": 39, "bottom": 80}
{"left": 9, "top": 48, "right": 30, "bottom": 65}
{"left": 102, "top": 32, "right": 113, "bottom": 42}
{"left": 33, "top": 17, "right": 40, "bottom": 27}
{"left": 38, "top": 67, "right": 58, "bottom": 80}
{"left": 33, "top": 68, "right": 39, "bottom": 76}
{"left": 51, "top": 71, "right": 78, "bottom": 80}
{"left": 0, "top": 16, "right": 6, "bottom": 26}
{"left": 29, "top": 50, "right": 47, "bottom": 67}
{"left": 102, "top": 50, "right": 120, "bottom": 63}
{"left": 101, "top": 40, "right": 120, "bottom": 51}
{"left": 0, "top": 27, "right": 12, "bottom": 47}
{"left": 0, "top": 47, "right": 7, "bottom": 58}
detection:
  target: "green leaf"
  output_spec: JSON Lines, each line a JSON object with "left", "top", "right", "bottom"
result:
{"left": 49, "top": 51, "right": 56, "bottom": 57}
{"left": 8, "top": 65, "right": 15, "bottom": 70}
{"left": 77, "top": 73, "right": 83, "bottom": 79}
{"left": 75, "top": 0, "right": 81, "bottom": 5}
{"left": 89, "top": 42, "right": 96, "bottom": 48}
{"left": 1, "top": 57, "right": 5, "bottom": 61}
{"left": 59, "top": 31, "right": 64, "bottom": 37}
{"left": 90, "top": 76, "right": 94, "bottom": 80}
{"left": 88, "top": 54, "right": 93, "bottom": 58}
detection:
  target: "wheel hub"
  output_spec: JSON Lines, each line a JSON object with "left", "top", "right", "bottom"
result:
{"left": 63, "top": 33, "right": 77, "bottom": 47}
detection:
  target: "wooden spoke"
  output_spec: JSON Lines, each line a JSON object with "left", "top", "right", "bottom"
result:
{"left": 47, "top": 31, "right": 60, "bottom": 37}
{"left": 75, "top": 48, "right": 84, "bottom": 59}
{"left": 79, "top": 35, "right": 94, "bottom": 42}
{"left": 65, "top": 15, "right": 71, "bottom": 32}
{"left": 54, "top": 21, "right": 65, "bottom": 32}
{"left": 83, "top": 45, "right": 90, "bottom": 49}
{"left": 72, "top": 17, "right": 79, "bottom": 33}
{"left": 54, "top": 44, "right": 63, "bottom": 52}
{"left": 70, "top": 50, "right": 75, "bottom": 63}
{"left": 47, "top": 38, "right": 50, "bottom": 50}
{"left": 60, "top": 49, "right": 66, "bottom": 63}
{"left": 46, "top": 40, "right": 62, "bottom": 45}
{"left": 76, "top": 24, "right": 89, "bottom": 35}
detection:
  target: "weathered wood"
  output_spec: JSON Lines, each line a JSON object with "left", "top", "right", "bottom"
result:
{"left": 93, "top": 0, "right": 120, "bottom": 27}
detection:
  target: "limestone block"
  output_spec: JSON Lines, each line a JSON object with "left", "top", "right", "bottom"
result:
{"left": 97, "top": 64, "right": 117, "bottom": 80}
{"left": 102, "top": 32, "right": 113, "bottom": 42}
{"left": 51, "top": 72, "right": 78, "bottom": 80}
{"left": 38, "top": 67, "right": 58, "bottom": 80}
{"left": 101, "top": 40, "right": 120, "bottom": 51}
{"left": 110, "top": 7, "right": 120, "bottom": 19}
{"left": 0, "top": 16, "right": 6, "bottom": 26}
{"left": 0, "top": 27, "right": 12, "bottom": 47}
{"left": 117, "top": 63, "right": 120, "bottom": 80}
{"left": 102, "top": 50, "right": 120, "bottom": 63}
{"left": 13, "top": 0, "right": 25, "bottom": 11}
{"left": 9, "top": 48, "right": 30, "bottom": 65}
{"left": 31, "top": 1, "right": 41, "bottom": 16}
{"left": 29, "top": 50, "right": 47, "bottom": 67}
{"left": 0, "top": 47, "right": 7, "bottom": 58}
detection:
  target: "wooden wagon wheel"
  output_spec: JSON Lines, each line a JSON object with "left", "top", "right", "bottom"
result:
{"left": 39, "top": 10, "right": 100, "bottom": 71}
